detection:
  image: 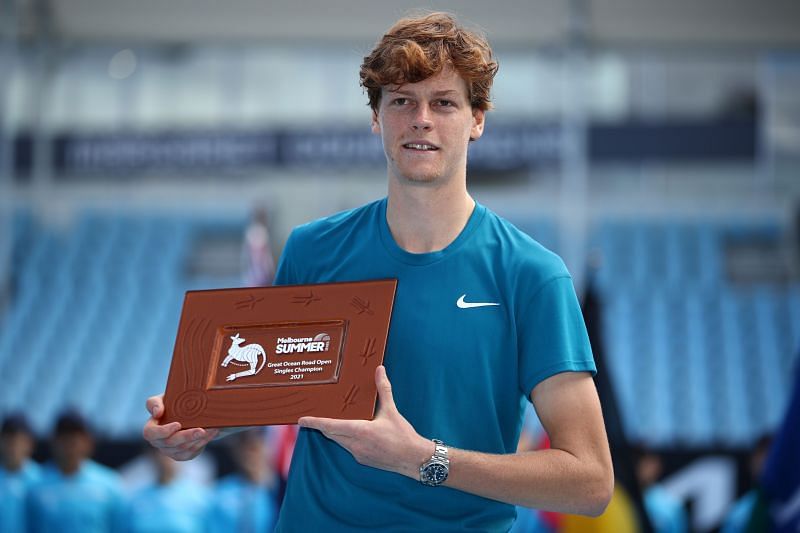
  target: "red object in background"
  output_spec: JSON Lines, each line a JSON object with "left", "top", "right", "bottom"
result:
{"left": 275, "top": 424, "right": 299, "bottom": 480}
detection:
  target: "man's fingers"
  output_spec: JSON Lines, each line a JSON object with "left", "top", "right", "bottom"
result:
{"left": 298, "top": 416, "right": 362, "bottom": 437}
{"left": 375, "top": 365, "right": 396, "bottom": 413}
{"left": 142, "top": 418, "right": 181, "bottom": 443}
{"left": 145, "top": 394, "right": 165, "bottom": 418}
{"left": 162, "top": 428, "right": 211, "bottom": 448}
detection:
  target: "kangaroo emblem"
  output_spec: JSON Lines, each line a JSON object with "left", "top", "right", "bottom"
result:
{"left": 221, "top": 333, "right": 267, "bottom": 382}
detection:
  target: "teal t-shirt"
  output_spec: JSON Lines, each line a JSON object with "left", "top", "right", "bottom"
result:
{"left": 207, "top": 474, "right": 278, "bottom": 532}
{"left": 125, "top": 479, "right": 210, "bottom": 533}
{"left": 274, "top": 198, "right": 595, "bottom": 532}
{"left": 0, "top": 460, "right": 41, "bottom": 532}
{"left": 27, "top": 460, "right": 125, "bottom": 533}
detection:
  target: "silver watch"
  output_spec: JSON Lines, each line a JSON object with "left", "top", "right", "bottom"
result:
{"left": 419, "top": 439, "right": 449, "bottom": 486}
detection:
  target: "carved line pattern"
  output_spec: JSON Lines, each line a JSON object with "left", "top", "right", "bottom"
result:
{"left": 181, "top": 318, "right": 197, "bottom": 389}
{"left": 350, "top": 297, "right": 374, "bottom": 316}
{"left": 189, "top": 318, "right": 206, "bottom": 387}
{"left": 360, "top": 337, "right": 377, "bottom": 366}
{"left": 205, "top": 397, "right": 308, "bottom": 417}
{"left": 212, "top": 390, "right": 302, "bottom": 404}
{"left": 234, "top": 294, "right": 264, "bottom": 310}
{"left": 341, "top": 384, "right": 359, "bottom": 412}
{"left": 291, "top": 291, "right": 321, "bottom": 307}
{"left": 173, "top": 390, "right": 208, "bottom": 420}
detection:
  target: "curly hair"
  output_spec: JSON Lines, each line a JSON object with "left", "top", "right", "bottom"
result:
{"left": 360, "top": 12, "right": 499, "bottom": 113}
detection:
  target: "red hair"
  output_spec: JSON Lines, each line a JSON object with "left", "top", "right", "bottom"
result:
{"left": 360, "top": 12, "right": 498, "bottom": 113}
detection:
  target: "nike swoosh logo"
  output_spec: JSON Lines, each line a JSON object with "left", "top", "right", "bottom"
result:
{"left": 456, "top": 294, "right": 500, "bottom": 309}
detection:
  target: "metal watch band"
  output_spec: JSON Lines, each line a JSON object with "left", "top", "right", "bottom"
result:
{"left": 420, "top": 438, "right": 449, "bottom": 486}
{"left": 432, "top": 439, "right": 448, "bottom": 461}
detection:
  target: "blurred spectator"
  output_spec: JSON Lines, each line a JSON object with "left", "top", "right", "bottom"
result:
{"left": 119, "top": 443, "right": 216, "bottom": 494}
{"left": 272, "top": 423, "right": 298, "bottom": 504}
{"left": 207, "top": 428, "right": 278, "bottom": 532}
{"left": 123, "top": 448, "right": 209, "bottom": 533}
{"left": 0, "top": 413, "right": 41, "bottom": 532}
{"left": 27, "top": 411, "right": 125, "bottom": 533}
{"left": 633, "top": 446, "right": 688, "bottom": 533}
{"left": 242, "top": 206, "right": 276, "bottom": 287}
{"left": 721, "top": 434, "right": 773, "bottom": 533}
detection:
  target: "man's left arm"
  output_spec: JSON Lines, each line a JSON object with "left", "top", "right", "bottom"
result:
{"left": 299, "top": 366, "right": 613, "bottom": 517}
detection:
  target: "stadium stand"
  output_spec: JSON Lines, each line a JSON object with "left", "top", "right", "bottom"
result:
{"left": 594, "top": 219, "right": 800, "bottom": 448}
{"left": 0, "top": 210, "right": 796, "bottom": 449}
{"left": 0, "top": 210, "right": 245, "bottom": 438}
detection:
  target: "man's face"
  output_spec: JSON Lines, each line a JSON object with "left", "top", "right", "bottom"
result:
{"left": 233, "top": 434, "right": 270, "bottom": 481}
{"left": 52, "top": 431, "right": 93, "bottom": 473}
{"left": 371, "top": 64, "right": 485, "bottom": 187}
{"left": 0, "top": 432, "right": 34, "bottom": 471}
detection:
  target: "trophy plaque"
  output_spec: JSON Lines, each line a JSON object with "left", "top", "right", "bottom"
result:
{"left": 161, "top": 279, "right": 397, "bottom": 428}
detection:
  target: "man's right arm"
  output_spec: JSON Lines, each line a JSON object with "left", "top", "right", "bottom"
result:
{"left": 142, "top": 395, "right": 219, "bottom": 461}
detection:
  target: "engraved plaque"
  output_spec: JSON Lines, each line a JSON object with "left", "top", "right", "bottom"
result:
{"left": 161, "top": 279, "right": 397, "bottom": 428}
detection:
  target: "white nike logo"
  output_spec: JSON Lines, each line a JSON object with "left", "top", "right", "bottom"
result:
{"left": 456, "top": 294, "right": 500, "bottom": 309}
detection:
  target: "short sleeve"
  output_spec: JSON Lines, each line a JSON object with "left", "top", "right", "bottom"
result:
{"left": 274, "top": 231, "right": 298, "bottom": 286}
{"left": 517, "top": 275, "right": 596, "bottom": 397}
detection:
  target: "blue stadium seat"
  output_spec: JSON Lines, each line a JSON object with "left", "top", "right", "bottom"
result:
{"left": 593, "top": 218, "right": 796, "bottom": 448}
{"left": 0, "top": 211, "right": 246, "bottom": 437}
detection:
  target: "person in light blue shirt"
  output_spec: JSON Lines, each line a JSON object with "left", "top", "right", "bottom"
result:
{"left": 634, "top": 446, "right": 688, "bottom": 533}
{"left": 27, "top": 411, "right": 125, "bottom": 533}
{"left": 124, "top": 448, "right": 209, "bottom": 533}
{"left": 144, "top": 11, "right": 613, "bottom": 532}
{"left": 0, "top": 413, "right": 41, "bottom": 532}
{"left": 207, "top": 429, "right": 278, "bottom": 533}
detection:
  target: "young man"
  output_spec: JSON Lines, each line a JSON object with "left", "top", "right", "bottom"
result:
{"left": 144, "top": 12, "right": 613, "bottom": 531}
{"left": 207, "top": 429, "right": 279, "bottom": 532}
{"left": 28, "top": 411, "right": 125, "bottom": 533}
{"left": 0, "top": 414, "right": 41, "bottom": 532}
{"left": 124, "top": 447, "right": 210, "bottom": 533}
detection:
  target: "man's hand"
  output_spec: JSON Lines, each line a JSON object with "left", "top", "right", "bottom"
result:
{"left": 298, "top": 366, "right": 432, "bottom": 479}
{"left": 142, "top": 394, "right": 219, "bottom": 461}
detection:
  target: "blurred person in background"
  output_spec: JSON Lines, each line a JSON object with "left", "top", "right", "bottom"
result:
{"left": 242, "top": 205, "right": 276, "bottom": 287}
{"left": 123, "top": 447, "right": 209, "bottom": 533}
{"left": 721, "top": 434, "right": 772, "bottom": 533}
{"left": 27, "top": 411, "right": 125, "bottom": 533}
{"left": 207, "top": 428, "right": 278, "bottom": 532}
{"left": 0, "top": 413, "right": 41, "bottom": 532}
{"left": 270, "top": 423, "right": 298, "bottom": 506}
{"left": 633, "top": 445, "right": 687, "bottom": 533}
{"left": 144, "top": 11, "right": 612, "bottom": 531}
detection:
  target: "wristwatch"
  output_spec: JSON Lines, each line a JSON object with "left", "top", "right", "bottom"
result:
{"left": 419, "top": 439, "right": 449, "bottom": 486}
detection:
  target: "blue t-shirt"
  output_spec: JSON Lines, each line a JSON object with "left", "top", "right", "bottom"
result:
{"left": 644, "top": 485, "right": 688, "bottom": 533}
{"left": 274, "top": 198, "right": 595, "bottom": 532}
{"left": 124, "top": 479, "right": 210, "bottom": 533}
{"left": 207, "top": 474, "right": 277, "bottom": 533}
{"left": 27, "top": 460, "right": 125, "bottom": 533}
{"left": 0, "top": 460, "right": 41, "bottom": 532}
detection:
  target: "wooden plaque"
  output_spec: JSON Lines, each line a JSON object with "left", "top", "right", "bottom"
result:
{"left": 161, "top": 279, "right": 397, "bottom": 428}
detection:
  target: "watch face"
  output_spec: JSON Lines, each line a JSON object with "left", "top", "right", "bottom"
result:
{"left": 424, "top": 462, "right": 448, "bottom": 484}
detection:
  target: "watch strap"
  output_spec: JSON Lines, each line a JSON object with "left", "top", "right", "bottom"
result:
{"left": 419, "top": 438, "right": 449, "bottom": 486}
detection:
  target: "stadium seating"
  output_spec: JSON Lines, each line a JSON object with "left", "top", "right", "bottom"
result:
{"left": 0, "top": 211, "right": 796, "bottom": 448}
{"left": 593, "top": 220, "right": 799, "bottom": 448}
{"left": 0, "top": 210, "right": 245, "bottom": 437}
